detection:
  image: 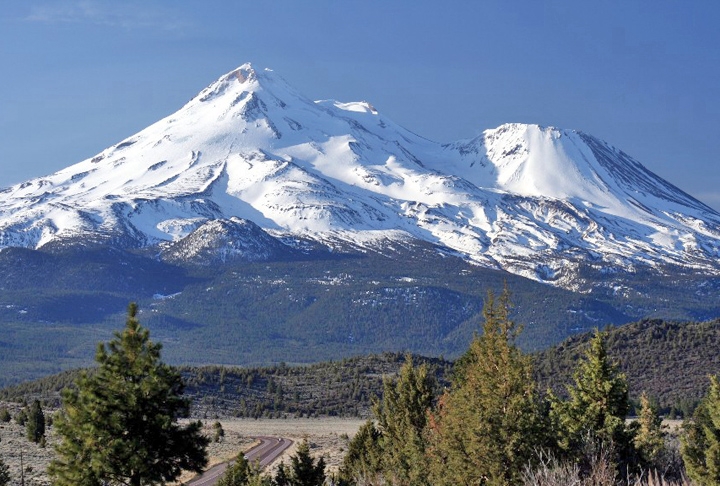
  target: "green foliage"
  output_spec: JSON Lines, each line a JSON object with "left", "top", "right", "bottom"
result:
{"left": 25, "top": 399, "right": 45, "bottom": 443}
{"left": 216, "top": 453, "right": 270, "bottom": 486}
{"left": 549, "top": 329, "right": 633, "bottom": 477}
{"left": 428, "top": 288, "right": 547, "bottom": 486}
{"left": 373, "top": 355, "right": 435, "bottom": 485}
{"left": 633, "top": 392, "right": 665, "bottom": 470}
{"left": 0, "top": 407, "right": 10, "bottom": 422}
{"left": 275, "top": 440, "right": 326, "bottom": 486}
{"left": 48, "top": 303, "right": 209, "bottom": 486}
{"left": 535, "top": 318, "right": 720, "bottom": 411}
{"left": 4, "top": 242, "right": 679, "bottom": 389}
{"left": 0, "top": 353, "right": 452, "bottom": 420}
{"left": 681, "top": 375, "right": 720, "bottom": 485}
{"left": 338, "top": 420, "right": 382, "bottom": 484}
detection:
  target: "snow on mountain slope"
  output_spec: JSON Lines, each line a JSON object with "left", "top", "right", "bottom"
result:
{"left": 1, "top": 63, "right": 719, "bottom": 288}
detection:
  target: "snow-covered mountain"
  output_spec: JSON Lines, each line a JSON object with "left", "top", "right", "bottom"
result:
{"left": 2, "top": 63, "right": 719, "bottom": 289}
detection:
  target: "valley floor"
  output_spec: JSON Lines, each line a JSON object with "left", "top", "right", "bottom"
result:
{"left": 0, "top": 407, "right": 364, "bottom": 485}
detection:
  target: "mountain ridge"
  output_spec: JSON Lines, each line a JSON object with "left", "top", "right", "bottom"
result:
{"left": 1, "top": 62, "right": 720, "bottom": 290}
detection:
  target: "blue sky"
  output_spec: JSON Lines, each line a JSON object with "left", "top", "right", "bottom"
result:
{"left": 2, "top": 1, "right": 719, "bottom": 209}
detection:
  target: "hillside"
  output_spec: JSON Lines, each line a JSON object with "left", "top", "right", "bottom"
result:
{"left": 0, "top": 244, "right": 642, "bottom": 388}
{"left": 3, "top": 63, "right": 720, "bottom": 385}
{"left": 0, "top": 353, "right": 451, "bottom": 419}
{"left": 4, "top": 318, "right": 720, "bottom": 419}
{"left": 535, "top": 318, "right": 720, "bottom": 414}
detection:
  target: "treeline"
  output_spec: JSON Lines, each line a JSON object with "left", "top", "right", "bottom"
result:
{"left": 180, "top": 354, "right": 450, "bottom": 419}
{"left": 336, "top": 290, "right": 720, "bottom": 486}
{"left": 0, "top": 353, "right": 452, "bottom": 418}
{"left": 535, "top": 318, "right": 720, "bottom": 415}
{"left": 4, "top": 317, "right": 720, "bottom": 421}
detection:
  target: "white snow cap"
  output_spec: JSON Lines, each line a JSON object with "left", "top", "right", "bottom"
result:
{"left": 1, "top": 63, "right": 719, "bottom": 287}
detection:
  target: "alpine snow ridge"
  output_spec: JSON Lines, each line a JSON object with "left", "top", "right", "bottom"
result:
{"left": 2, "top": 63, "right": 720, "bottom": 289}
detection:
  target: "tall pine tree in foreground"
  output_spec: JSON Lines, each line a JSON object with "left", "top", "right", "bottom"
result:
{"left": 633, "top": 391, "right": 665, "bottom": 471}
{"left": 549, "top": 329, "right": 633, "bottom": 477}
{"left": 374, "top": 355, "right": 435, "bottom": 486}
{"left": 49, "top": 303, "right": 209, "bottom": 486}
{"left": 339, "top": 355, "right": 435, "bottom": 485}
{"left": 681, "top": 374, "right": 720, "bottom": 485}
{"left": 428, "top": 288, "right": 546, "bottom": 486}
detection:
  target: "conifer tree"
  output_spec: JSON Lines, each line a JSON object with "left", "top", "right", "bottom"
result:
{"left": 373, "top": 355, "right": 435, "bottom": 486}
{"left": 428, "top": 288, "right": 546, "bottom": 486}
{"left": 217, "top": 454, "right": 252, "bottom": 486}
{"left": 633, "top": 392, "right": 665, "bottom": 470}
{"left": 681, "top": 375, "right": 720, "bottom": 485}
{"left": 217, "top": 453, "right": 270, "bottom": 486}
{"left": 25, "top": 399, "right": 45, "bottom": 444}
{"left": 550, "top": 329, "right": 633, "bottom": 475}
{"left": 338, "top": 420, "right": 382, "bottom": 484}
{"left": 49, "top": 303, "right": 209, "bottom": 486}
{"left": 274, "top": 440, "right": 326, "bottom": 486}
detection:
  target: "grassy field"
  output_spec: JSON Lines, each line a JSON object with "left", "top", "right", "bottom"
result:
{"left": 0, "top": 406, "right": 364, "bottom": 485}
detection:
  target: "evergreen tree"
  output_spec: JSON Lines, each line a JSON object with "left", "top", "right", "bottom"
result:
{"left": 275, "top": 440, "right": 326, "bottom": 486}
{"left": 633, "top": 392, "right": 665, "bottom": 470}
{"left": 681, "top": 375, "right": 720, "bottom": 485}
{"left": 25, "top": 399, "right": 45, "bottom": 444}
{"left": 49, "top": 303, "right": 209, "bottom": 486}
{"left": 217, "top": 453, "right": 271, "bottom": 486}
{"left": 373, "top": 355, "right": 435, "bottom": 486}
{"left": 549, "top": 329, "right": 633, "bottom": 476}
{"left": 428, "top": 288, "right": 546, "bottom": 486}
{"left": 338, "top": 420, "right": 382, "bottom": 484}
{"left": 274, "top": 462, "right": 291, "bottom": 486}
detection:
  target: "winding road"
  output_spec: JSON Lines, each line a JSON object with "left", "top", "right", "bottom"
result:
{"left": 187, "top": 436, "right": 293, "bottom": 485}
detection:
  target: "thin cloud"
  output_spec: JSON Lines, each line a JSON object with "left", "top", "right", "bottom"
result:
{"left": 26, "top": 1, "right": 189, "bottom": 32}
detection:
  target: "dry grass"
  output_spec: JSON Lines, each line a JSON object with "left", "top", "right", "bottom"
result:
{"left": 0, "top": 406, "right": 363, "bottom": 486}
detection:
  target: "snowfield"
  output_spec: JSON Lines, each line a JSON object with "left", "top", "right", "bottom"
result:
{"left": 1, "top": 63, "right": 720, "bottom": 288}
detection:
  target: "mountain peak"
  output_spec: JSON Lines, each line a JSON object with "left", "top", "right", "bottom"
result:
{"left": 225, "top": 63, "right": 258, "bottom": 84}
{"left": 1, "top": 64, "right": 720, "bottom": 288}
{"left": 191, "top": 63, "right": 262, "bottom": 103}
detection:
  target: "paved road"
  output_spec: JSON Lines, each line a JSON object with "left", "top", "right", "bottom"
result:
{"left": 187, "top": 436, "right": 293, "bottom": 486}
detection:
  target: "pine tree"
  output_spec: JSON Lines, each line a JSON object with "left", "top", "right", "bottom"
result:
{"left": 428, "top": 288, "right": 546, "bottom": 486}
{"left": 338, "top": 420, "right": 382, "bottom": 484}
{"left": 633, "top": 392, "right": 665, "bottom": 470}
{"left": 49, "top": 303, "right": 209, "bottom": 486}
{"left": 550, "top": 329, "right": 633, "bottom": 476}
{"left": 217, "top": 453, "right": 271, "bottom": 486}
{"left": 275, "top": 440, "right": 326, "bottom": 486}
{"left": 25, "top": 399, "right": 45, "bottom": 444}
{"left": 681, "top": 375, "right": 720, "bottom": 485}
{"left": 373, "top": 355, "right": 435, "bottom": 486}
{"left": 290, "top": 440, "right": 326, "bottom": 486}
